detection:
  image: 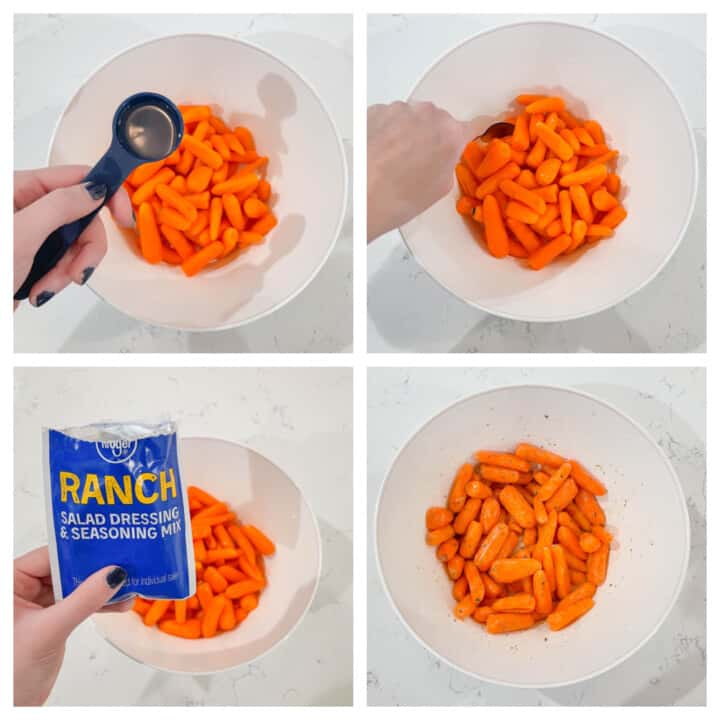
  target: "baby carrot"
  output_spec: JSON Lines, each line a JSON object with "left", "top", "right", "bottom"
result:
{"left": 558, "top": 164, "right": 607, "bottom": 187}
{"left": 511, "top": 113, "right": 530, "bottom": 151}
{"left": 480, "top": 497, "right": 501, "bottom": 534}
{"left": 251, "top": 212, "right": 278, "bottom": 236}
{"left": 492, "top": 593, "right": 535, "bottom": 613}
{"left": 498, "top": 486, "right": 536, "bottom": 529}
{"left": 159, "top": 619, "right": 202, "bottom": 639}
{"left": 482, "top": 194, "right": 510, "bottom": 258}
{"left": 183, "top": 135, "right": 224, "bottom": 170}
{"left": 201, "top": 595, "right": 226, "bottom": 638}
{"left": 156, "top": 183, "right": 197, "bottom": 222}
{"left": 544, "top": 477, "right": 579, "bottom": 512}
{"left": 524, "top": 96, "right": 565, "bottom": 114}
{"left": 453, "top": 497, "right": 481, "bottom": 534}
{"left": 226, "top": 579, "right": 266, "bottom": 599}
{"left": 557, "top": 525, "right": 588, "bottom": 560}
{"left": 474, "top": 522, "right": 509, "bottom": 571}
{"left": 187, "top": 166, "right": 214, "bottom": 193}
{"left": 465, "top": 478, "right": 493, "bottom": 499}
{"left": 476, "top": 139, "right": 512, "bottom": 179}
{"left": 547, "top": 597, "right": 594, "bottom": 631}
{"left": 212, "top": 173, "right": 260, "bottom": 197}
{"left": 244, "top": 197, "right": 269, "bottom": 219}
{"left": 527, "top": 232, "right": 572, "bottom": 270}
{"left": 580, "top": 532, "right": 602, "bottom": 554}
{"left": 559, "top": 190, "right": 572, "bottom": 234}
{"left": 175, "top": 598, "right": 187, "bottom": 624}
{"left": 535, "top": 122, "right": 574, "bottom": 162}
{"left": 489, "top": 558, "right": 541, "bottom": 584}
{"left": 516, "top": 444, "right": 565, "bottom": 467}
{"left": 437, "top": 537, "right": 459, "bottom": 563}
{"left": 243, "top": 525, "right": 276, "bottom": 555}
{"left": 599, "top": 205, "right": 627, "bottom": 229}
{"left": 474, "top": 162, "right": 521, "bottom": 199}
{"left": 474, "top": 452, "right": 530, "bottom": 473}
{"left": 144, "top": 599, "right": 171, "bottom": 627}
{"left": 551, "top": 545, "right": 570, "bottom": 599}
{"left": 506, "top": 218, "right": 541, "bottom": 253}
{"left": 132, "top": 167, "right": 175, "bottom": 206}
{"left": 499, "top": 179, "right": 546, "bottom": 216}
{"left": 459, "top": 520, "right": 483, "bottom": 559}
{"left": 181, "top": 241, "right": 224, "bottom": 277}
{"left": 587, "top": 542, "right": 610, "bottom": 586}
{"left": 426, "top": 507, "right": 454, "bottom": 530}
{"left": 533, "top": 569, "right": 553, "bottom": 616}
{"left": 556, "top": 581, "right": 597, "bottom": 612}
{"left": 137, "top": 202, "right": 162, "bottom": 264}
{"left": 486, "top": 612, "right": 534, "bottom": 634}
{"left": 535, "top": 158, "right": 562, "bottom": 186}
{"left": 592, "top": 188, "right": 619, "bottom": 212}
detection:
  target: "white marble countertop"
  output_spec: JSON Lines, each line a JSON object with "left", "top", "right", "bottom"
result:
{"left": 367, "top": 14, "right": 706, "bottom": 353}
{"left": 368, "top": 367, "right": 705, "bottom": 705}
{"left": 14, "top": 367, "right": 352, "bottom": 706}
{"left": 14, "top": 14, "right": 353, "bottom": 353}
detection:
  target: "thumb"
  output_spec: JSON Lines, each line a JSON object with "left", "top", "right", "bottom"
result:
{"left": 13, "top": 181, "right": 107, "bottom": 255}
{"left": 42, "top": 566, "right": 127, "bottom": 644}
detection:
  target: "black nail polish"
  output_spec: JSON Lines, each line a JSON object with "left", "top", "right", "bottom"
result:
{"left": 85, "top": 182, "right": 107, "bottom": 201}
{"left": 106, "top": 567, "right": 127, "bottom": 589}
{"left": 34, "top": 291, "right": 54, "bottom": 307}
{"left": 81, "top": 267, "right": 95, "bottom": 285}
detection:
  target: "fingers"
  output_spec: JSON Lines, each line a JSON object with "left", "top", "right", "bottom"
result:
{"left": 41, "top": 566, "right": 127, "bottom": 645}
{"left": 96, "top": 598, "right": 134, "bottom": 614}
{"left": 13, "top": 182, "right": 107, "bottom": 260}
{"left": 107, "top": 185, "right": 134, "bottom": 228}
{"left": 13, "top": 546, "right": 51, "bottom": 579}
{"left": 28, "top": 214, "right": 108, "bottom": 306}
{"left": 14, "top": 165, "right": 90, "bottom": 210}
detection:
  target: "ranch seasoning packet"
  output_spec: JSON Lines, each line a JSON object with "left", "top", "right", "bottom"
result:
{"left": 43, "top": 421, "right": 195, "bottom": 603}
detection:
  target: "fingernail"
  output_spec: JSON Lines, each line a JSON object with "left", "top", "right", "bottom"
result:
{"left": 81, "top": 267, "right": 95, "bottom": 285}
{"left": 85, "top": 181, "right": 107, "bottom": 201}
{"left": 34, "top": 291, "right": 54, "bottom": 307}
{"left": 106, "top": 567, "right": 127, "bottom": 589}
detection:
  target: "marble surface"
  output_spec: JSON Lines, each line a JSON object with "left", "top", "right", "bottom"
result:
{"left": 14, "top": 367, "right": 352, "bottom": 706}
{"left": 14, "top": 14, "right": 353, "bottom": 353}
{"left": 367, "top": 14, "right": 706, "bottom": 353}
{"left": 367, "top": 368, "right": 705, "bottom": 705}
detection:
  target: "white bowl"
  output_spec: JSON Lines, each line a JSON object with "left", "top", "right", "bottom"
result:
{"left": 94, "top": 436, "right": 321, "bottom": 674}
{"left": 49, "top": 34, "right": 347, "bottom": 331}
{"left": 376, "top": 385, "right": 689, "bottom": 687}
{"left": 401, "top": 22, "right": 697, "bottom": 322}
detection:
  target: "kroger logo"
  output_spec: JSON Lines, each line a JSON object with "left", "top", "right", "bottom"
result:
{"left": 95, "top": 438, "right": 138, "bottom": 464}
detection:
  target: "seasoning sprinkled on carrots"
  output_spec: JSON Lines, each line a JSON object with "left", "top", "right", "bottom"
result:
{"left": 426, "top": 442, "right": 614, "bottom": 634}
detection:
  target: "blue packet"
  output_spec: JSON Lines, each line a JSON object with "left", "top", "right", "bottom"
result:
{"left": 43, "top": 421, "right": 195, "bottom": 603}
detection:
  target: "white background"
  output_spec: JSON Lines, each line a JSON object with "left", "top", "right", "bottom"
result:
{"left": 368, "top": 367, "right": 705, "bottom": 705}
{"left": 14, "top": 367, "right": 353, "bottom": 706}
{"left": 367, "top": 14, "right": 706, "bottom": 353}
{"left": 14, "top": 14, "right": 353, "bottom": 353}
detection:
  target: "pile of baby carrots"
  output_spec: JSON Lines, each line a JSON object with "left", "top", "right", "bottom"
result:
{"left": 124, "top": 104, "right": 277, "bottom": 277}
{"left": 133, "top": 485, "right": 275, "bottom": 639}
{"left": 455, "top": 94, "right": 627, "bottom": 270}
{"left": 426, "top": 443, "right": 612, "bottom": 634}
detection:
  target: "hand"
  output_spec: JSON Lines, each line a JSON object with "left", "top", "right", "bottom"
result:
{"left": 14, "top": 546, "right": 131, "bottom": 706}
{"left": 13, "top": 166, "right": 134, "bottom": 307}
{"left": 367, "top": 101, "right": 470, "bottom": 242}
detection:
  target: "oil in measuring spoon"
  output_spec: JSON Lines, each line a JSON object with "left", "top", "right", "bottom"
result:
{"left": 123, "top": 104, "right": 176, "bottom": 160}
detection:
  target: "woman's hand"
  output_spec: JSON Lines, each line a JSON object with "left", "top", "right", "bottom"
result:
{"left": 13, "top": 166, "right": 134, "bottom": 306}
{"left": 14, "top": 546, "right": 131, "bottom": 706}
{"left": 367, "top": 102, "right": 470, "bottom": 242}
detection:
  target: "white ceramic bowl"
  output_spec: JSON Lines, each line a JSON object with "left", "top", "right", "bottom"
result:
{"left": 95, "top": 436, "right": 321, "bottom": 674}
{"left": 376, "top": 385, "right": 689, "bottom": 687}
{"left": 49, "top": 34, "right": 347, "bottom": 330}
{"left": 402, "top": 22, "right": 697, "bottom": 322}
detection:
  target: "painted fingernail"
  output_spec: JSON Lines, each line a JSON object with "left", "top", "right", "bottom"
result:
{"left": 85, "top": 182, "right": 107, "bottom": 201}
{"left": 34, "top": 291, "right": 55, "bottom": 307}
{"left": 81, "top": 267, "right": 95, "bottom": 285}
{"left": 106, "top": 567, "right": 127, "bottom": 589}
